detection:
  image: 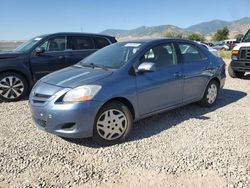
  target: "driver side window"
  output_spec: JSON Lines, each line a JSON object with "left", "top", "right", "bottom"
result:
{"left": 140, "top": 43, "right": 177, "bottom": 70}
{"left": 40, "top": 36, "right": 66, "bottom": 52}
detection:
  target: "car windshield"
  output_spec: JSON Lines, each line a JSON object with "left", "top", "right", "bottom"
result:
{"left": 80, "top": 42, "right": 143, "bottom": 69}
{"left": 14, "top": 37, "right": 43, "bottom": 52}
{"left": 242, "top": 30, "right": 250, "bottom": 42}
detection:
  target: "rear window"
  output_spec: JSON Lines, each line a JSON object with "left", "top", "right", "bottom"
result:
{"left": 94, "top": 37, "right": 110, "bottom": 49}
{"left": 68, "top": 36, "right": 94, "bottom": 50}
{"left": 178, "top": 43, "right": 207, "bottom": 63}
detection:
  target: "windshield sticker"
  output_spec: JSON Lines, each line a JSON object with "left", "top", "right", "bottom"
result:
{"left": 124, "top": 43, "right": 141, "bottom": 47}
{"left": 34, "top": 37, "right": 42, "bottom": 41}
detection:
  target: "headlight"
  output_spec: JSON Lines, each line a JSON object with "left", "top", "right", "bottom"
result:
{"left": 63, "top": 85, "right": 101, "bottom": 103}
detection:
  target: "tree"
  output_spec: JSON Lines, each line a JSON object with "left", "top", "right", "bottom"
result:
{"left": 212, "top": 27, "right": 229, "bottom": 41}
{"left": 234, "top": 33, "right": 244, "bottom": 40}
{"left": 187, "top": 33, "right": 205, "bottom": 42}
{"left": 165, "top": 32, "right": 183, "bottom": 38}
{"left": 165, "top": 32, "right": 174, "bottom": 38}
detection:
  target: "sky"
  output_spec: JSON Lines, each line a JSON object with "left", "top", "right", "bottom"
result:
{"left": 0, "top": 0, "right": 249, "bottom": 40}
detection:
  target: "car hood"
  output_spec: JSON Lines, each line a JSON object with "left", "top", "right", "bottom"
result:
{"left": 233, "top": 42, "right": 250, "bottom": 50}
{"left": 41, "top": 66, "right": 113, "bottom": 88}
{"left": 0, "top": 51, "right": 23, "bottom": 59}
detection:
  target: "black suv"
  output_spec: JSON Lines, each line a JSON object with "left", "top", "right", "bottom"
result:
{"left": 0, "top": 32, "right": 116, "bottom": 102}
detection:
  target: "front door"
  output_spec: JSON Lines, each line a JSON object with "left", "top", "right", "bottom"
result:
{"left": 136, "top": 43, "right": 183, "bottom": 115}
{"left": 30, "top": 36, "right": 69, "bottom": 80}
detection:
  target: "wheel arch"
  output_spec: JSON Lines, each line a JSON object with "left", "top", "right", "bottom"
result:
{"left": 0, "top": 69, "right": 32, "bottom": 89}
{"left": 99, "top": 97, "right": 135, "bottom": 120}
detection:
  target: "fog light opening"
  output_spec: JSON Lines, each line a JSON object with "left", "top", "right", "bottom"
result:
{"left": 61, "top": 123, "right": 76, "bottom": 131}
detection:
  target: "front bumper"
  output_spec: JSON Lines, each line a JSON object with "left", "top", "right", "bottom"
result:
{"left": 230, "top": 60, "right": 250, "bottom": 72}
{"left": 29, "top": 98, "right": 101, "bottom": 138}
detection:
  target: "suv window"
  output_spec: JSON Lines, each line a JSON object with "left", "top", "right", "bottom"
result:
{"left": 94, "top": 37, "right": 110, "bottom": 49}
{"left": 178, "top": 43, "right": 207, "bottom": 63}
{"left": 140, "top": 43, "right": 177, "bottom": 70}
{"left": 68, "top": 36, "right": 94, "bottom": 50}
{"left": 40, "top": 36, "right": 66, "bottom": 52}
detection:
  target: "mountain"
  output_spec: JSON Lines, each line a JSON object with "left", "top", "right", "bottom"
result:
{"left": 101, "top": 25, "right": 190, "bottom": 40}
{"left": 187, "top": 20, "right": 229, "bottom": 35}
{"left": 187, "top": 17, "right": 250, "bottom": 35}
{"left": 101, "top": 17, "right": 250, "bottom": 40}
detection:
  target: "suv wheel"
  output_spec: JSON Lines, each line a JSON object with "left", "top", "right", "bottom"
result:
{"left": 0, "top": 72, "right": 28, "bottom": 102}
{"left": 228, "top": 64, "right": 245, "bottom": 78}
{"left": 93, "top": 101, "right": 133, "bottom": 145}
{"left": 199, "top": 80, "right": 219, "bottom": 107}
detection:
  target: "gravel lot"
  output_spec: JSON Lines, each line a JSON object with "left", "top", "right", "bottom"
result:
{"left": 0, "top": 61, "right": 249, "bottom": 188}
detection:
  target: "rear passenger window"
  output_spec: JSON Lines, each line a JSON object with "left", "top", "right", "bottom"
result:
{"left": 68, "top": 36, "right": 94, "bottom": 50}
{"left": 94, "top": 37, "right": 110, "bottom": 49}
{"left": 178, "top": 43, "right": 207, "bottom": 63}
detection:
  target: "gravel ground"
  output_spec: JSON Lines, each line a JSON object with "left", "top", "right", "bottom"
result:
{"left": 0, "top": 62, "right": 249, "bottom": 188}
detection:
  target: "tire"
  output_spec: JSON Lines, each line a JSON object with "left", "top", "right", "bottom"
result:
{"left": 199, "top": 80, "right": 219, "bottom": 107}
{"left": 228, "top": 64, "right": 245, "bottom": 78}
{"left": 93, "top": 101, "right": 133, "bottom": 145}
{"left": 0, "top": 72, "right": 28, "bottom": 102}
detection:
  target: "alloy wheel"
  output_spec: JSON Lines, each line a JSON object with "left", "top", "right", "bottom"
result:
{"left": 0, "top": 76, "right": 24, "bottom": 99}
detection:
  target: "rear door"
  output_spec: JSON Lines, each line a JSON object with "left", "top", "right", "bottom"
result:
{"left": 30, "top": 36, "right": 68, "bottom": 80}
{"left": 176, "top": 43, "right": 210, "bottom": 102}
{"left": 65, "top": 36, "right": 96, "bottom": 65}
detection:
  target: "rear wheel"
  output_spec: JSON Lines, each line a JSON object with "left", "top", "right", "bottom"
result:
{"left": 199, "top": 80, "right": 219, "bottom": 107}
{"left": 93, "top": 101, "right": 133, "bottom": 145}
{"left": 228, "top": 64, "right": 245, "bottom": 78}
{"left": 0, "top": 72, "right": 28, "bottom": 102}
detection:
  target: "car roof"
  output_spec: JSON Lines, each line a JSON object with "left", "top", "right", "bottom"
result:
{"left": 120, "top": 38, "right": 197, "bottom": 44}
{"left": 38, "top": 32, "right": 115, "bottom": 39}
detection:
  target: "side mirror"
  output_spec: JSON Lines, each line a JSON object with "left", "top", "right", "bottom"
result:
{"left": 236, "top": 37, "right": 242, "bottom": 43}
{"left": 136, "top": 62, "right": 156, "bottom": 73}
{"left": 35, "top": 47, "right": 45, "bottom": 55}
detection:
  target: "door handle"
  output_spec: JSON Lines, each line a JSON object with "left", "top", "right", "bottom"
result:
{"left": 174, "top": 72, "right": 182, "bottom": 78}
{"left": 58, "top": 55, "right": 65, "bottom": 59}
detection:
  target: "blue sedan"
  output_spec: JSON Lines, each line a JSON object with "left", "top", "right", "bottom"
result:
{"left": 29, "top": 39, "right": 226, "bottom": 145}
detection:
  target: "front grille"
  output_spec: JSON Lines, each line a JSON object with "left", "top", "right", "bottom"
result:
{"left": 34, "top": 118, "right": 47, "bottom": 128}
{"left": 34, "top": 93, "right": 51, "bottom": 98}
{"left": 32, "top": 92, "right": 52, "bottom": 104}
{"left": 240, "top": 47, "right": 250, "bottom": 60}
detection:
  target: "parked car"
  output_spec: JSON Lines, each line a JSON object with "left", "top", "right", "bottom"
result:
{"left": 224, "top": 39, "right": 238, "bottom": 50}
{"left": 229, "top": 29, "right": 250, "bottom": 78}
{"left": 0, "top": 32, "right": 117, "bottom": 102}
{"left": 196, "top": 42, "right": 219, "bottom": 57}
{"left": 29, "top": 39, "right": 226, "bottom": 145}
{"left": 212, "top": 41, "right": 230, "bottom": 51}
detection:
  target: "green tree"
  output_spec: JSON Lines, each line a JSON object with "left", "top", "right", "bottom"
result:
{"left": 187, "top": 33, "right": 205, "bottom": 42}
{"left": 165, "top": 32, "right": 174, "bottom": 38}
{"left": 234, "top": 33, "right": 244, "bottom": 39}
{"left": 212, "top": 27, "right": 229, "bottom": 41}
{"left": 165, "top": 32, "right": 183, "bottom": 38}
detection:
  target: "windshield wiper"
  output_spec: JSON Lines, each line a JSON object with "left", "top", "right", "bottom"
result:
{"left": 80, "top": 63, "right": 109, "bottom": 71}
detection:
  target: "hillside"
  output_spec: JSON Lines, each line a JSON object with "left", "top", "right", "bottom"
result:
{"left": 101, "top": 17, "right": 250, "bottom": 40}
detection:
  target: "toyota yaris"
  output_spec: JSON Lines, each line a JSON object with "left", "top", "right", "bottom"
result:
{"left": 29, "top": 39, "right": 226, "bottom": 145}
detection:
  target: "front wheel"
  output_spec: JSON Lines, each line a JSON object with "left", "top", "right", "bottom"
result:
{"left": 0, "top": 72, "right": 28, "bottom": 102}
{"left": 199, "top": 80, "right": 219, "bottom": 107}
{"left": 228, "top": 64, "right": 245, "bottom": 78}
{"left": 93, "top": 101, "right": 133, "bottom": 145}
